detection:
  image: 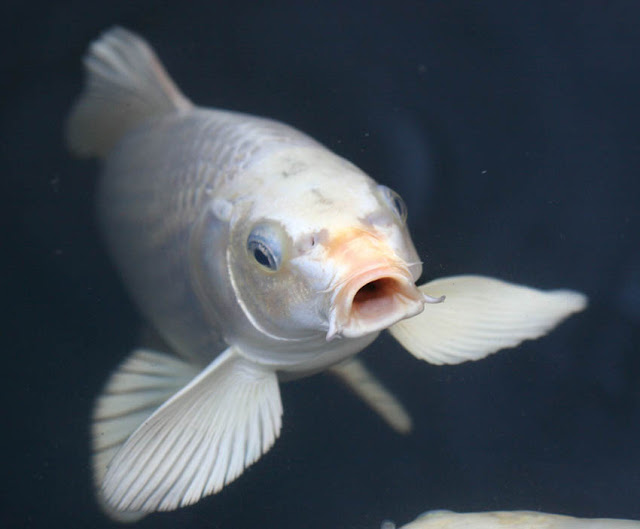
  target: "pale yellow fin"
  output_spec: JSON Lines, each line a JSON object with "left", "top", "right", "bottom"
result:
{"left": 92, "top": 348, "right": 199, "bottom": 521}
{"left": 330, "top": 358, "right": 412, "bottom": 434}
{"left": 66, "top": 27, "right": 192, "bottom": 158}
{"left": 389, "top": 275, "right": 587, "bottom": 365}
{"left": 101, "top": 347, "right": 282, "bottom": 513}
{"left": 404, "top": 509, "right": 640, "bottom": 528}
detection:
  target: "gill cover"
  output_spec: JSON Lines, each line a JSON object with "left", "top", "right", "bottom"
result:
{"left": 227, "top": 215, "right": 325, "bottom": 342}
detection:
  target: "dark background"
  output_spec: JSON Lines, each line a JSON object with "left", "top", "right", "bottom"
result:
{"left": 3, "top": 2, "right": 639, "bottom": 528}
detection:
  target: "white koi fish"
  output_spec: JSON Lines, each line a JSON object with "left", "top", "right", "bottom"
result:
{"left": 66, "top": 28, "right": 587, "bottom": 520}
{"left": 400, "top": 510, "right": 640, "bottom": 528}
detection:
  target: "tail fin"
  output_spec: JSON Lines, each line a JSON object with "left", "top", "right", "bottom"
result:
{"left": 66, "top": 27, "right": 192, "bottom": 158}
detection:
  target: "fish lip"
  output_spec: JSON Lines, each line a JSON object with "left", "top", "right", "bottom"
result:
{"left": 326, "top": 264, "right": 424, "bottom": 340}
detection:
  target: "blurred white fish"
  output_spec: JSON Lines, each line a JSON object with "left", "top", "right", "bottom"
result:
{"left": 401, "top": 510, "right": 640, "bottom": 528}
{"left": 66, "top": 28, "right": 587, "bottom": 520}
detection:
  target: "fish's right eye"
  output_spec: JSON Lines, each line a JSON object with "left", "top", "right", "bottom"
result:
{"left": 248, "top": 240, "right": 278, "bottom": 270}
{"left": 378, "top": 185, "right": 408, "bottom": 223}
{"left": 247, "top": 223, "right": 285, "bottom": 271}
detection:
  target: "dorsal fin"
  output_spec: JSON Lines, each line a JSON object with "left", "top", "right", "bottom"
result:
{"left": 66, "top": 27, "right": 192, "bottom": 158}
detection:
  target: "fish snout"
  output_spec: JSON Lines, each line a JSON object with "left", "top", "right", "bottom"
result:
{"left": 325, "top": 231, "right": 426, "bottom": 340}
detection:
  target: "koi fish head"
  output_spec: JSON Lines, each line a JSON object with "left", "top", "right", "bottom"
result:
{"left": 219, "top": 148, "right": 438, "bottom": 361}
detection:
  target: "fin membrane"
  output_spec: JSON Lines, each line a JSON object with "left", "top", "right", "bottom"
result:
{"left": 66, "top": 26, "right": 192, "bottom": 158}
{"left": 330, "top": 358, "right": 412, "bottom": 434}
{"left": 92, "top": 348, "right": 199, "bottom": 521}
{"left": 100, "top": 347, "right": 282, "bottom": 513}
{"left": 390, "top": 275, "right": 587, "bottom": 365}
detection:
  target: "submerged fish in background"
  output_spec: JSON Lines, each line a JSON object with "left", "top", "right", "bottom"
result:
{"left": 400, "top": 510, "right": 640, "bottom": 528}
{"left": 66, "top": 28, "right": 587, "bottom": 520}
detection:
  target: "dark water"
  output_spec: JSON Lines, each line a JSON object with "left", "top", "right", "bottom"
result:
{"left": 4, "top": 2, "right": 639, "bottom": 528}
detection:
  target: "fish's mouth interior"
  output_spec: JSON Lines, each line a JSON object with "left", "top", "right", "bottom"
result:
{"left": 352, "top": 277, "right": 400, "bottom": 319}
{"left": 328, "top": 268, "right": 424, "bottom": 340}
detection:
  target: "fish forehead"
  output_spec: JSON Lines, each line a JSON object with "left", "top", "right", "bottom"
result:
{"left": 237, "top": 146, "right": 383, "bottom": 236}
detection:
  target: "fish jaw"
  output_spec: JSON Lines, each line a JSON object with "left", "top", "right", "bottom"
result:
{"left": 324, "top": 229, "right": 426, "bottom": 340}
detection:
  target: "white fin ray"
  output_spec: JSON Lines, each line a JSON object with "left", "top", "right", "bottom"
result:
{"left": 92, "top": 348, "right": 198, "bottom": 522}
{"left": 100, "top": 347, "right": 282, "bottom": 513}
{"left": 330, "top": 358, "right": 412, "bottom": 434}
{"left": 389, "top": 275, "right": 587, "bottom": 365}
{"left": 66, "top": 26, "right": 192, "bottom": 158}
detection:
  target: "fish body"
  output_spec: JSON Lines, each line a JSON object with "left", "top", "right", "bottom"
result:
{"left": 98, "top": 107, "right": 417, "bottom": 372}
{"left": 402, "top": 510, "right": 640, "bottom": 529}
{"left": 67, "top": 28, "right": 587, "bottom": 519}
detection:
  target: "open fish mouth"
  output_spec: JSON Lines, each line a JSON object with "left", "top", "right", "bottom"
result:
{"left": 327, "top": 265, "right": 426, "bottom": 340}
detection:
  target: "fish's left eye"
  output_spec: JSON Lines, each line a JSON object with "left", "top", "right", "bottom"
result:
{"left": 247, "top": 222, "right": 286, "bottom": 271}
{"left": 379, "top": 185, "right": 408, "bottom": 223}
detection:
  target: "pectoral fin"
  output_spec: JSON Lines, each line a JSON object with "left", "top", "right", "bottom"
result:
{"left": 100, "top": 346, "right": 282, "bottom": 513}
{"left": 330, "top": 358, "right": 412, "bottom": 434}
{"left": 389, "top": 275, "right": 587, "bottom": 365}
{"left": 92, "top": 348, "right": 199, "bottom": 521}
